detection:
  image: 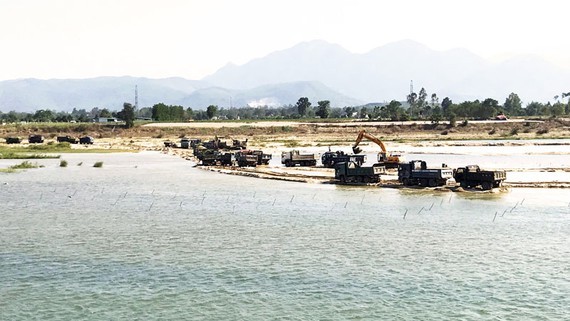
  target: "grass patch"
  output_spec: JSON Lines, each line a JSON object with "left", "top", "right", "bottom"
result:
{"left": 0, "top": 168, "right": 16, "bottom": 173}
{"left": 10, "top": 161, "right": 40, "bottom": 169}
{"left": 93, "top": 161, "right": 104, "bottom": 168}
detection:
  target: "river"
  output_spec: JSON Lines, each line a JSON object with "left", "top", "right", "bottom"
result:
{"left": 1, "top": 152, "right": 569, "bottom": 320}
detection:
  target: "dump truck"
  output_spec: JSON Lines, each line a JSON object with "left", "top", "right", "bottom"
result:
{"left": 398, "top": 160, "right": 455, "bottom": 187}
{"left": 28, "top": 134, "right": 44, "bottom": 144}
{"left": 235, "top": 151, "right": 258, "bottom": 167}
{"left": 281, "top": 150, "right": 317, "bottom": 167}
{"left": 251, "top": 150, "right": 272, "bottom": 165}
{"left": 352, "top": 130, "right": 405, "bottom": 168}
{"left": 454, "top": 165, "right": 507, "bottom": 190}
{"left": 5, "top": 137, "right": 21, "bottom": 144}
{"left": 197, "top": 150, "right": 235, "bottom": 166}
{"left": 335, "top": 161, "right": 385, "bottom": 184}
{"left": 57, "top": 136, "right": 79, "bottom": 144}
{"left": 79, "top": 136, "right": 94, "bottom": 144}
{"left": 321, "top": 150, "right": 366, "bottom": 168}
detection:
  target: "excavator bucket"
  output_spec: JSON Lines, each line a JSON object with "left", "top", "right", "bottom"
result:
{"left": 352, "top": 146, "right": 362, "bottom": 154}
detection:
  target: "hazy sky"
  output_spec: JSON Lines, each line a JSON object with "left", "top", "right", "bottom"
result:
{"left": 1, "top": 0, "right": 569, "bottom": 81}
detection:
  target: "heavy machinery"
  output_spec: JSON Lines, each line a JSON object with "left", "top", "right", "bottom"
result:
{"left": 235, "top": 151, "right": 258, "bottom": 167}
{"left": 398, "top": 160, "right": 455, "bottom": 187}
{"left": 453, "top": 165, "right": 507, "bottom": 190}
{"left": 335, "top": 161, "right": 385, "bottom": 184}
{"left": 5, "top": 137, "right": 21, "bottom": 144}
{"left": 352, "top": 130, "right": 404, "bottom": 168}
{"left": 57, "top": 135, "right": 79, "bottom": 144}
{"left": 251, "top": 150, "right": 272, "bottom": 165}
{"left": 321, "top": 150, "right": 366, "bottom": 168}
{"left": 28, "top": 134, "right": 44, "bottom": 144}
{"left": 281, "top": 150, "right": 317, "bottom": 167}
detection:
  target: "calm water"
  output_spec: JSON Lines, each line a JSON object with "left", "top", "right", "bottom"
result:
{"left": 1, "top": 152, "right": 569, "bottom": 320}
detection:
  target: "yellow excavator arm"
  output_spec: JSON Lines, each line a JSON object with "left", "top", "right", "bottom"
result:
{"left": 352, "top": 130, "right": 387, "bottom": 154}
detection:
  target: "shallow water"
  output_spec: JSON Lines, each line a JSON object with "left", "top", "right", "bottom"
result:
{"left": 1, "top": 152, "right": 569, "bottom": 320}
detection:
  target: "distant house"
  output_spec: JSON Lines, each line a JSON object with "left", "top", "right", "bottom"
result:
{"left": 94, "top": 117, "right": 119, "bottom": 123}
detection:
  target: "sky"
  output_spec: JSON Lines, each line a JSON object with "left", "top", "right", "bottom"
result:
{"left": 1, "top": 0, "right": 569, "bottom": 81}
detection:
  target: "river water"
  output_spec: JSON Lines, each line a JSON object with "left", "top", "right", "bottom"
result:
{"left": 1, "top": 152, "right": 569, "bottom": 320}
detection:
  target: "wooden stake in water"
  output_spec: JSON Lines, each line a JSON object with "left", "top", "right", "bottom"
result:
{"left": 493, "top": 211, "right": 498, "bottom": 222}
{"left": 148, "top": 201, "right": 154, "bottom": 211}
{"left": 344, "top": 201, "right": 348, "bottom": 208}
{"left": 403, "top": 209, "right": 408, "bottom": 220}
{"left": 290, "top": 195, "right": 295, "bottom": 203}
{"left": 417, "top": 207, "right": 425, "bottom": 214}
{"left": 428, "top": 202, "right": 434, "bottom": 211}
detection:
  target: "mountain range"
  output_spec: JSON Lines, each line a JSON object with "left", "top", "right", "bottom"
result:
{"left": 1, "top": 40, "right": 569, "bottom": 112}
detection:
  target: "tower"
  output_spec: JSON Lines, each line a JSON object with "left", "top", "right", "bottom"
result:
{"left": 134, "top": 85, "right": 138, "bottom": 110}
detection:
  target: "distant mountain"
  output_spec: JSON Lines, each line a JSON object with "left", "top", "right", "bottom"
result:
{"left": 203, "top": 39, "right": 570, "bottom": 103}
{"left": 0, "top": 76, "right": 359, "bottom": 112}
{"left": 0, "top": 77, "right": 210, "bottom": 112}
{"left": 3, "top": 39, "right": 570, "bottom": 112}
{"left": 177, "top": 81, "right": 362, "bottom": 108}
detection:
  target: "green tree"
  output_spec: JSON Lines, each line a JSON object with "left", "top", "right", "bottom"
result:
{"left": 315, "top": 100, "right": 330, "bottom": 119}
{"left": 503, "top": 93, "right": 522, "bottom": 116}
{"left": 206, "top": 105, "right": 218, "bottom": 119}
{"left": 296, "top": 97, "right": 311, "bottom": 117}
{"left": 406, "top": 92, "right": 417, "bottom": 118}
{"left": 524, "top": 102, "right": 543, "bottom": 116}
{"left": 119, "top": 102, "right": 135, "bottom": 128}
{"left": 33, "top": 109, "right": 55, "bottom": 122}
{"left": 441, "top": 97, "right": 453, "bottom": 117}
{"left": 99, "top": 108, "right": 112, "bottom": 118}
{"left": 385, "top": 100, "right": 403, "bottom": 120}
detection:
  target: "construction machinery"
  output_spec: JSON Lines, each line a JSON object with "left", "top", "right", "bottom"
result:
{"left": 321, "top": 150, "right": 366, "bottom": 168}
{"left": 352, "top": 130, "right": 404, "bottom": 168}
{"left": 398, "top": 160, "right": 455, "bottom": 187}
{"left": 453, "top": 165, "right": 506, "bottom": 190}
{"left": 281, "top": 150, "right": 318, "bottom": 167}
{"left": 335, "top": 161, "right": 385, "bottom": 184}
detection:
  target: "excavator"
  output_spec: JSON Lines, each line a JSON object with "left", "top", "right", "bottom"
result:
{"left": 352, "top": 130, "right": 404, "bottom": 168}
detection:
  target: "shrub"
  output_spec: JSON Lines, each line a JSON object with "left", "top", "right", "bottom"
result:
{"left": 10, "top": 161, "right": 38, "bottom": 169}
{"left": 77, "top": 162, "right": 83, "bottom": 166}
{"left": 93, "top": 161, "right": 103, "bottom": 168}
{"left": 460, "top": 120, "right": 469, "bottom": 127}
{"left": 488, "top": 128, "right": 496, "bottom": 135}
{"left": 509, "top": 127, "right": 519, "bottom": 136}
{"left": 60, "top": 160, "right": 68, "bottom": 167}
{"left": 440, "top": 130, "right": 449, "bottom": 135}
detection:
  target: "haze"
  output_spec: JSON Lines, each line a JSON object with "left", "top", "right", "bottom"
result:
{"left": 1, "top": 0, "right": 569, "bottom": 81}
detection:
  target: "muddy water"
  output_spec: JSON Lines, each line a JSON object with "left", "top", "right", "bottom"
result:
{"left": 1, "top": 152, "right": 569, "bottom": 320}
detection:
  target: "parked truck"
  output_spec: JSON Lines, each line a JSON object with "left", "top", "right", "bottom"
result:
{"left": 5, "top": 137, "right": 21, "bottom": 144}
{"left": 28, "top": 134, "right": 44, "bottom": 144}
{"left": 321, "top": 150, "right": 366, "bottom": 168}
{"left": 398, "top": 160, "right": 455, "bottom": 187}
{"left": 57, "top": 135, "right": 79, "bottom": 144}
{"left": 453, "top": 165, "right": 507, "bottom": 190}
{"left": 235, "top": 151, "right": 258, "bottom": 167}
{"left": 335, "top": 161, "right": 385, "bottom": 184}
{"left": 251, "top": 150, "right": 272, "bottom": 165}
{"left": 281, "top": 150, "right": 317, "bottom": 167}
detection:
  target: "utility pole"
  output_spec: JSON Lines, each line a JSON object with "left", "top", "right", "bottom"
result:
{"left": 134, "top": 85, "right": 139, "bottom": 110}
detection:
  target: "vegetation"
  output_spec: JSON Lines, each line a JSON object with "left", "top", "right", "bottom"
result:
{"left": 118, "top": 102, "right": 135, "bottom": 128}
{"left": 1, "top": 88, "right": 569, "bottom": 126}
{"left": 93, "top": 161, "right": 103, "bottom": 168}
{"left": 60, "top": 160, "right": 68, "bottom": 167}
{"left": 10, "top": 161, "right": 40, "bottom": 169}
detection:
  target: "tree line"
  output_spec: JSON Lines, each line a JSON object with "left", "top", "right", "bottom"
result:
{"left": 1, "top": 90, "right": 569, "bottom": 124}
